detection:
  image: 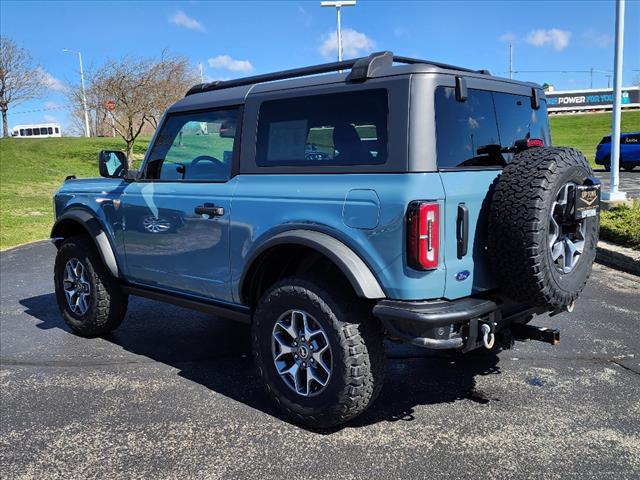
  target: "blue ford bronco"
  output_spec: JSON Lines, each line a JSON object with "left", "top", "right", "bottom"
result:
{"left": 52, "top": 52, "right": 600, "bottom": 427}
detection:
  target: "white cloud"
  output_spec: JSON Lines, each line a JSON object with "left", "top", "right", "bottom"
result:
{"left": 207, "top": 55, "right": 253, "bottom": 73}
{"left": 44, "top": 101, "right": 61, "bottom": 109}
{"left": 499, "top": 32, "right": 517, "bottom": 43}
{"left": 43, "top": 114, "right": 58, "bottom": 123}
{"left": 526, "top": 28, "right": 571, "bottom": 51}
{"left": 582, "top": 28, "right": 612, "bottom": 48}
{"left": 169, "top": 10, "right": 205, "bottom": 31}
{"left": 39, "top": 69, "right": 67, "bottom": 92}
{"left": 319, "top": 28, "right": 375, "bottom": 59}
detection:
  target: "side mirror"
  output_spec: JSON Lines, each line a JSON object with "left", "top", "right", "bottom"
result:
{"left": 98, "top": 150, "right": 127, "bottom": 178}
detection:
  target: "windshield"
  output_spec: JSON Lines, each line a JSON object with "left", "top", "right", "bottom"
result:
{"left": 435, "top": 87, "right": 550, "bottom": 168}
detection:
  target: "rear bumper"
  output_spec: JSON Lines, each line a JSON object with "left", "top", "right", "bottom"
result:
{"left": 373, "top": 296, "right": 540, "bottom": 351}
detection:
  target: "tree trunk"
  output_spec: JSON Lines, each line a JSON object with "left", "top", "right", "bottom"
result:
{"left": 126, "top": 141, "right": 135, "bottom": 169}
{"left": 1, "top": 109, "right": 8, "bottom": 138}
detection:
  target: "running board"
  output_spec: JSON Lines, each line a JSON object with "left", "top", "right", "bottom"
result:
{"left": 121, "top": 284, "right": 251, "bottom": 324}
{"left": 512, "top": 324, "right": 560, "bottom": 345}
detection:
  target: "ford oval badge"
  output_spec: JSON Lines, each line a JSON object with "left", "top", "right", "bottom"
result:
{"left": 455, "top": 270, "right": 470, "bottom": 282}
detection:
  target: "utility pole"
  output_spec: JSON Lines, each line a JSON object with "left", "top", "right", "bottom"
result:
{"left": 199, "top": 63, "right": 205, "bottom": 83}
{"left": 63, "top": 49, "right": 90, "bottom": 138}
{"left": 590, "top": 67, "right": 593, "bottom": 89}
{"left": 509, "top": 43, "right": 513, "bottom": 80}
{"left": 321, "top": 1, "right": 356, "bottom": 62}
{"left": 603, "top": 0, "right": 627, "bottom": 202}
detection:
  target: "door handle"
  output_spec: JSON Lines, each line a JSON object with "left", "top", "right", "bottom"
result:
{"left": 194, "top": 203, "right": 224, "bottom": 217}
{"left": 456, "top": 203, "right": 469, "bottom": 259}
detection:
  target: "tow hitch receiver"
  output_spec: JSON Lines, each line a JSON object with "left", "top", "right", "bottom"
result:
{"left": 512, "top": 324, "right": 560, "bottom": 345}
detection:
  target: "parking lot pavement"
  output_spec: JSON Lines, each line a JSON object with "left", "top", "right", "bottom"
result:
{"left": 594, "top": 168, "right": 640, "bottom": 199}
{"left": 1, "top": 242, "right": 639, "bottom": 479}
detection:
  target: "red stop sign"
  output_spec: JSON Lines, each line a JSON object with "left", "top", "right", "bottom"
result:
{"left": 106, "top": 100, "right": 116, "bottom": 111}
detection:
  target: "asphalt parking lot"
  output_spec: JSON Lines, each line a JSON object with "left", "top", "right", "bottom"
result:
{"left": 594, "top": 168, "right": 640, "bottom": 199}
{"left": 1, "top": 242, "right": 639, "bottom": 479}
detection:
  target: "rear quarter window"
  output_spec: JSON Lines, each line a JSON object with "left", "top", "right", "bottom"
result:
{"left": 435, "top": 87, "right": 550, "bottom": 168}
{"left": 256, "top": 89, "right": 388, "bottom": 167}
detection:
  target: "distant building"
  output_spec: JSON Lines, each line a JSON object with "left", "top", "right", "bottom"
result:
{"left": 546, "top": 86, "right": 640, "bottom": 114}
{"left": 11, "top": 123, "right": 62, "bottom": 138}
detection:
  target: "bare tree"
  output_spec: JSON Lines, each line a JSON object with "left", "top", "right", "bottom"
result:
{"left": 147, "top": 53, "right": 198, "bottom": 130}
{"left": 0, "top": 36, "right": 45, "bottom": 137}
{"left": 89, "top": 53, "right": 197, "bottom": 165}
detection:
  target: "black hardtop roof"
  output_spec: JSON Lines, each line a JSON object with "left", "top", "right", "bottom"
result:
{"left": 185, "top": 51, "right": 490, "bottom": 97}
{"left": 170, "top": 51, "right": 543, "bottom": 113}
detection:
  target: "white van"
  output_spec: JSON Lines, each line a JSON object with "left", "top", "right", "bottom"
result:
{"left": 11, "top": 123, "right": 62, "bottom": 138}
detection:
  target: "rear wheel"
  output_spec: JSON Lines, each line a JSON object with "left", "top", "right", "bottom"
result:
{"left": 603, "top": 157, "right": 611, "bottom": 171}
{"left": 54, "top": 236, "right": 128, "bottom": 337}
{"left": 252, "top": 275, "right": 385, "bottom": 428}
{"left": 622, "top": 163, "right": 635, "bottom": 171}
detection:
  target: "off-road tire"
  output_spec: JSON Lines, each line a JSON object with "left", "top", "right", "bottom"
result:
{"left": 252, "top": 275, "right": 385, "bottom": 428}
{"left": 488, "top": 147, "right": 599, "bottom": 310}
{"left": 54, "top": 235, "right": 128, "bottom": 337}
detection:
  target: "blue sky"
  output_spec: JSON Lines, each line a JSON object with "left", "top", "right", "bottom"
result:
{"left": 1, "top": 0, "right": 639, "bottom": 134}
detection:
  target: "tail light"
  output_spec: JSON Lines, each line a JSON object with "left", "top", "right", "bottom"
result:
{"left": 407, "top": 201, "right": 439, "bottom": 270}
{"left": 526, "top": 138, "right": 544, "bottom": 147}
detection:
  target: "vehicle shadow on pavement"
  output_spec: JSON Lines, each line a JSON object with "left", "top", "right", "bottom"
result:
{"left": 20, "top": 293, "right": 501, "bottom": 433}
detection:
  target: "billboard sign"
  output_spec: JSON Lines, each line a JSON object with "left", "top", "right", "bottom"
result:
{"left": 546, "top": 87, "right": 640, "bottom": 112}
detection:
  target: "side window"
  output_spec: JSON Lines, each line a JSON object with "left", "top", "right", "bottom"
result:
{"left": 20, "top": 129, "right": 25, "bottom": 136}
{"left": 26, "top": 128, "right": 33, "bottom": 136}
{"left": 55, "top": 127, "right": 59, "bottom": 134}
{"left": 623, "top": 134, "right": 639, "bottom": 144}
{"left": 144, "top": 108, "right": 239, "bottom": 181}
{"left": 256, "top": 89, "right": 388, "bottom": 167}
{"left": 434, "top": 87, "right": 500, "bottom": 168}
{"left": 48, "top": 127, "right": 53, "bottom": 134}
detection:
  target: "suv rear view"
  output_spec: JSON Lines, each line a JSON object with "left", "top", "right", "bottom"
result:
{"left": 52, "top": 52, "right": 600, "bottom": 428}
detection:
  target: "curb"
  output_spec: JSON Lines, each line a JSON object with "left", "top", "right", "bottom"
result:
{"left": 0, "top": 239, "right": 50, "bottom": 254}
{"left": 596, "top": 240, "right": 640, "bottom": 277}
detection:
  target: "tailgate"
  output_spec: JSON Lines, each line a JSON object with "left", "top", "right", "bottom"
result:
{"left": 439, "top": 170, "right": 500, "bottom": 300}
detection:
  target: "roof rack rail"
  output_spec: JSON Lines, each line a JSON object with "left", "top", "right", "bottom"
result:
{"left": 185, "top": 51, "right": 489, "bottom": 96}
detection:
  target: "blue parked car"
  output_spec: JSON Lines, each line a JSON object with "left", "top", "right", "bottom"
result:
{"left": 51, "top": 52, "right": 600, "bottom": 427}
{"left": 595, "top": 132, "right": 640, "bottom": 171}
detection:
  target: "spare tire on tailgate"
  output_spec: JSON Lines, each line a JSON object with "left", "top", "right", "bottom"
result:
{"left": 488, "top": 147, "right": 599, "bottom": 310}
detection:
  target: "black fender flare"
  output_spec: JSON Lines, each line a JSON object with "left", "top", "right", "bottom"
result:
{"left": 240, "top": 229, "right": 386, "bottom": 300}
{"left": 51, "top": 209, "right": 121, "bottom": 278}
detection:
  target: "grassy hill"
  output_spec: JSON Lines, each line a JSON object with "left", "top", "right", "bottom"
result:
{"left": 549, "top": 110, "right": 640, "bottom": 166}
{"left": 1, "top": 110, "right": 638, "bottom": 249}
{"left": 0, "top": 137, "right": 149, "bottom": 249}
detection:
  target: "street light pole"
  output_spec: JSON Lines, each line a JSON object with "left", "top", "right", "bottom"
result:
{"left": 321, "top": 1, "right": 356, "bottom": 62}
{"left": 63, "top": 49, "right": 90, "bottom": 138}
{"left": 603, "top": 0, "right": 627, "bottom": 202}
{"left": 509, "top": 43, "right": 513, "bottom": 80}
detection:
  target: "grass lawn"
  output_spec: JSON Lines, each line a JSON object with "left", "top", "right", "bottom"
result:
{"left": 549, "top": 110, "right": 640, "bottom": 167}
{"left": 0, "top": 137, "right": 149, "bottom": 249}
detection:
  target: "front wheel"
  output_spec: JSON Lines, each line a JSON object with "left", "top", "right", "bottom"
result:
{"left": 622, "top": 163, "right": 635, "bottom": 171}
{"left": 252, "top": 276, "right": 385, "bottom": 428}
{"left": 54, "top": 236, "right": 128, "bottom": 337}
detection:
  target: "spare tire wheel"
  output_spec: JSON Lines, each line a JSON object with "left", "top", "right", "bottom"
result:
{"left": 488, "top": 147, "right": 599, "bottom": 310}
